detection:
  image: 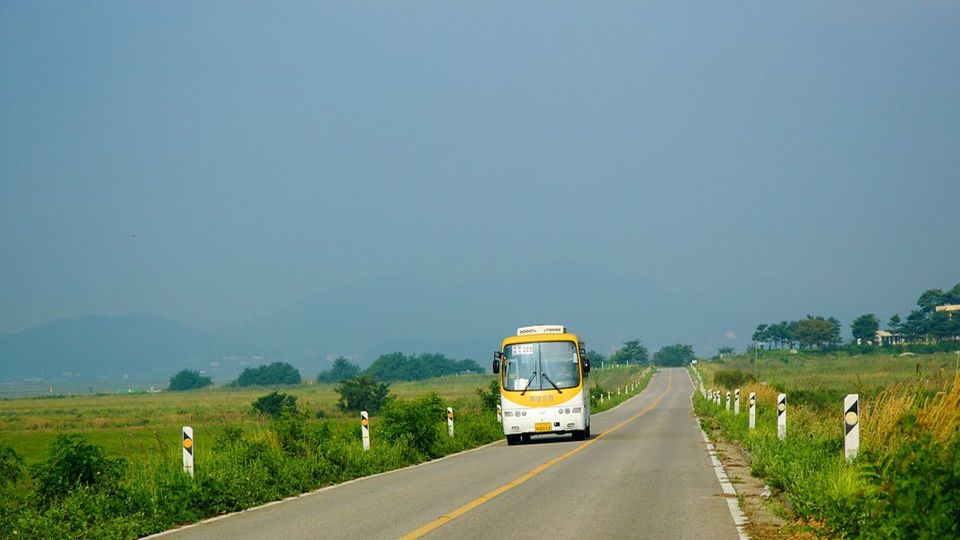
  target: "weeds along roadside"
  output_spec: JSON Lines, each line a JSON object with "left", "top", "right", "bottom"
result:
{"left": 690, "top": 364, "right": 960, "bottom": 539}
{"left": 0, "top": 391, "right": 503, "bottom": 539}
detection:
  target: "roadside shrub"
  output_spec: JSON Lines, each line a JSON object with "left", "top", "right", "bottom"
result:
{"left": 713, "top": 369, "right": 757, "bottom": 389}
{"left": 0, "top": 445, "right": 23, "bottom": 486}
{"left": 380, "top": 393, "right": 445, "bottom": 457}
{"left": 29, "top": 434, "right": 125, "bottom": 504}
{"left": 252, "top": 391, "right": 298, "bottom": 418}
{"left": 335, "top": 375, "right": 390, "bottom": 413}
{"left": 476, "top": 380, "right": 500, "bottom": 412}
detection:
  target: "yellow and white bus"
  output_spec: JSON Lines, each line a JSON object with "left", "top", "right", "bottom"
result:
{"left": 493, "top": 325, "right": 591, "bottom": 445}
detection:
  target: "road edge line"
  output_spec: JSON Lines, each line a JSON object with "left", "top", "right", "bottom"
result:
{"left": 686, "top": 369, "right": 750, "bottom": 540}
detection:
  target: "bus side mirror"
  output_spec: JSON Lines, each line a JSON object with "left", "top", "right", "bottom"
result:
{"left": 580, "top": 348, "right": 590, "bottom": 375}
{"left": 493, "top": 351, "right": 502, "bottom": 374}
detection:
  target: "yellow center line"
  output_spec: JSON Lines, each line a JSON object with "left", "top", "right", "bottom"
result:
{"left": 399, "top": 370, "right": 674, "bottom": 540}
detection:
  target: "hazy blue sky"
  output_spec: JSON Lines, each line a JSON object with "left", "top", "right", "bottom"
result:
{"left": 2, "top": 2, "right": 958, "bottom": 354}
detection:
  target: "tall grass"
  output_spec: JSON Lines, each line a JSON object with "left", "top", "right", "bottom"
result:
{"left": 693, "top": 361, "right": 960, "bottom": 538}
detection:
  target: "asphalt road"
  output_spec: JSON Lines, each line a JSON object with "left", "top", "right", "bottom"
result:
{"left": 153, "top": 368, "right": 740, "bottom": 540}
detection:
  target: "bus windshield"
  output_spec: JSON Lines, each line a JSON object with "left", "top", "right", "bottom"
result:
{"left": 503, "top": 341, "right": 580, "bottom": 392}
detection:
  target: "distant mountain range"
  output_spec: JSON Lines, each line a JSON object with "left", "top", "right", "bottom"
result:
{"left": 0, "top": 272, "right": 729, "bottom": 387}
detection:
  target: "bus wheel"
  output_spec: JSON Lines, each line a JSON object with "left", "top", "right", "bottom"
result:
{"left": 585, "top": 425, "right": 591, "bottom": 439}
{"left": 507, "top": 434, "right": 522, "bottom": 446}
{"left": 572, "top": 429, "right": 586, "bottom": 441}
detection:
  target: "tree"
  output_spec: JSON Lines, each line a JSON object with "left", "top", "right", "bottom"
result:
{"left": 335, "top": 375, "right": 391, "bottom": 413}
{"left": 887, "top": 313, "right": 901, "bottom": 332}
{"left": 168, "top": 369, "right": 213, "bottom": 391}
{"left": 752, "top": 324, "right": 769, "bottom": 347}
{"left": 793, "top": 317, "right": 835, "bottom": 349}
{"left": 851, "top": 314, "right": 880, "bottom": 344}
{"left": 717, "top": 346, "right": 735, "bottom": 358}
{"left": 236, "top": 362, "right": 302, "bottom": 386}
{"left": 316, "top": 357, "right": 361, "bottom": 383}
{"left": 252, "top": 391, "right": 298, "bottom": 418}
{"left": 608, "top": 340, "right": 649, "bottom": 365}
{"left": 945, "top": 282, "right": 960, "bottom": 304}
{"left": 917, "top": 288, "right": 945, "bottom": 313}
{"left": 652, "top": 344, "right": 695, "bottom": 366}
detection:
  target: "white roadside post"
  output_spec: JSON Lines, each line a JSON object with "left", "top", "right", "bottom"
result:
{"left": 447, "top": 407, "right": 455, "bottom": 437}
{"left": 361, "top": 411, "right": 370, "bottom": 451}
{"left": 600, "top": 393, "right": 604, "bottom": 404}
{"left": 182, "top": 426, "right": 194, "bottom": 478}
{"left": 844, "top": 394, "right": 860, "bottom": 461}
{"left": 777, "top": 393, "right": 787, "bottom": 441}
{"left": 496, "top": 404, "right": 502, "bottom": 423}
{"left": 734, "top": 389, "right": 740, "bottom": 416}
{"left": 725, "top": 391, "right": 731, "bottom": 412}
{"left": 749, "top": 392, "right": 756, "bottom": 430}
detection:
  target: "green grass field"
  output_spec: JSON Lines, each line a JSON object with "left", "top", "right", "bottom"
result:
{"left": 0, "top": 365, "right": 643, "bottom": 466}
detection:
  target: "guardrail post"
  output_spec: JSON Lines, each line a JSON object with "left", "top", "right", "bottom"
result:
{"left": 844, "top": 394, "right": 859, "bottom": 461}
{"left": 361, "top": 411, "right": 370, "bottom": 451}
{"left": 734, "top": 389, "right": 740, "bottom": 416}
{"left": 777, "top": 394, "right": 787, "bottom": 441}
{"left": 726, "top": 391, "right": 731, "bottom": 411}
{"left": 447, "top": 407, "right": 455, "bottom": 437}
{"left": 749, "top": 392, "right": 756, "bottom": 430}
{"left": 182, "top": 426, "right": 194, "bottom": 478}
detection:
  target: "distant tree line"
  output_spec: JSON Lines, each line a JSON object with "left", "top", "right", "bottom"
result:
{"left": 752, "top": 316, "right": 843, "bottom": 351}
{"left": 882, "top": 283, "right": 960, "bottom": 343}
{"left": 751, "top": 281, "right": 960, "bottom": 353}
{"left": 590, "top": 339, "right": 696, "bottom": 367}
{"left": 316, "top": 352, "right": 481, "bottom": 384}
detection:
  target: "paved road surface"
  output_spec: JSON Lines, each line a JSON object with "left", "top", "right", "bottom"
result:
{"left": 154, "top": 368, "right": 740, "bottom": 539}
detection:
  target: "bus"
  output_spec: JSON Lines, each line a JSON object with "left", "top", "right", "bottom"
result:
{"left": 492, "top": 325, "right": 591, "bottom": 445}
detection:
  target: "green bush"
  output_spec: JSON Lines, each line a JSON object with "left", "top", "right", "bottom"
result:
{"left": 29, "top": 434, "right": 126, "bottom": 504}
{"left": 252, "top": 391, "right": 298, "bottom": 418}
{"left": 380, "top": 393, "right": 445, "bottom": 458}
{"left": 0, "top": 445, "right": 23, "bottom": 487}
{"left": 335, "top": 375, "right": 390, "bottom": 413}
{"left": 235, "top": 362, "right": 302, "bottom": 386}
{"left": 476, "top": 380, "right": 500, "bottom": 412}
{"left": 167, "top": 369, "right": 213, "bottom": 391}
{"left": 713, "top": 369, "right": 757, "bottom": 389}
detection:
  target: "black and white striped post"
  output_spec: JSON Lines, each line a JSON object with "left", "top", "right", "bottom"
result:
{"left": 725, "top": 391, "right": 731, "bottom": 412}
{"left": 734, "top": 389, "right": 740, "bottom": 416}
{"left": 844, "top": 394, "right": 859, "bottom": 461}
{"left": 182, "top": 426, "right": 194, "bottom": 478}
{"left": 361, "top": 411, "right": 370, "bottom": 451}
{"left": 447, "top": 407, "right": 455, "bottom": 437}
{"left": 748, "top": 392, "right": 756, "bottom": 430}
{"left": 777, "top": 394, "right": 787, "bottom": 441}
{"left": 496, "top": 404, "right": 502, "bottom": 423}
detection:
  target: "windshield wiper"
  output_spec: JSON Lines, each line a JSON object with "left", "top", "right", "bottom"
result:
{"left": 541, "top": 373, "right": 563, "bottom": 394}
{"left": 520, "top": 371, "right": 537, "bottom": 396}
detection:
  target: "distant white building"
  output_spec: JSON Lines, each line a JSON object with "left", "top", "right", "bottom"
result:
{"left": 875, "top": 330, "right": 904, "bottom": 347}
